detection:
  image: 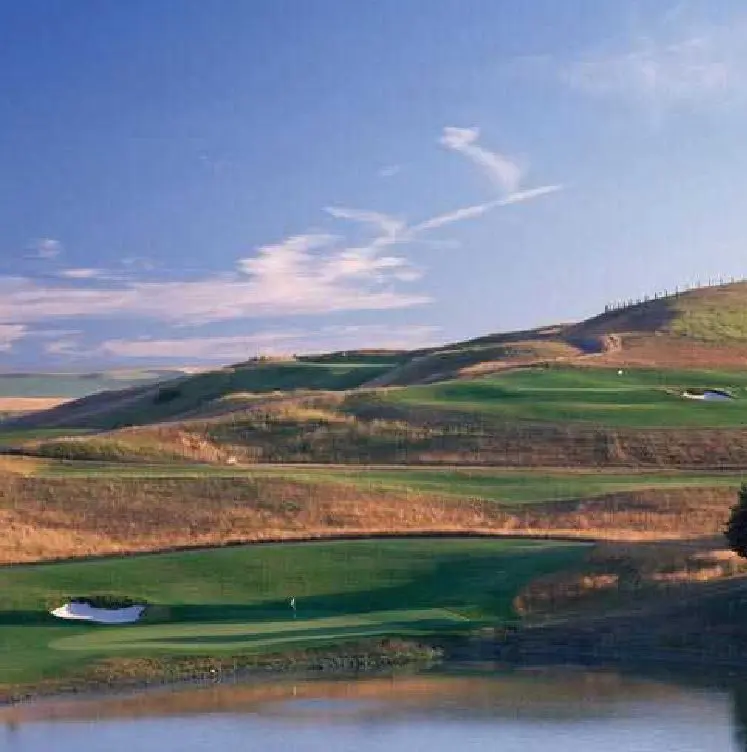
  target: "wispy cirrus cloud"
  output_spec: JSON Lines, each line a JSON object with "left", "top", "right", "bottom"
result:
{"left": 556, "top": 13, "right": 747, "bottom": 115}
{"left": 1, "top": 126, "right": 558, "bottom": 334}
{"left": 0, "top": 232, "right": 428, "bottom": 325}
{"left": 323, "top": 207, "right": 405, "bottom": 245}
{"left": 46, "top": 324, "right": 441, "bottom": 362}
{"left": 328, "top": 128, "right": 561, "bottom": 242}
{"left": 58, "top": 268, "right": 107, "bottom": 280}
{"left": 0, "top": 324, "right": 28, "bottom": 352}
{"left": 26, "top": 238, "right": 62, "bottom": 260}
{"left": 377, "top": 164, "right": 401, "bottom": 178}
{"left": 565, "top": 36, "right": 731, "bottom": 109}
{"left": 439, "top": 126, "right": 524, "bottom": 195}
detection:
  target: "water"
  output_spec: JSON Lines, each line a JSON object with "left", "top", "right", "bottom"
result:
{"left": 2, "top": 667, "right": 746, "bottom": 751}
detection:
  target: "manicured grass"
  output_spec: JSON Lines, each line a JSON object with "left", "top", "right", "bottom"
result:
{"left": 0, "top": 538, "right": 586, "bottom": 685}
{"left": 284, "top": 467, "right": 746, "bottom": 503}
{"left": 387, "top": 366, "right": 747, "bottom": 427}
{"left": 34, "top": 461, "right": 747, "bottom": 504}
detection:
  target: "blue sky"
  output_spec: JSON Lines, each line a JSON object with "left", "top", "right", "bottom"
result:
{"left": 2, "top": 0, "right": 747, "bottom": 367}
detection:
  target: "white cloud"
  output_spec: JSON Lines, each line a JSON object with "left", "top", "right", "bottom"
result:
{"left": 324, "top": 207, "right": 405, "bottom": 245}
{"left": 58, "top": 268, "right": 106, "bottom": 280}
{"left": 44, "top": 338, "right": 88, "bottom": 357}
{"left": 561, "top": 18, "right": 747, "bottom": 113}
{"left": 411, "top": 185, "right": 563, "bottom": 234}
{"left": 378, "top": 164, "right": 401, "bottom": 178}
{"left": 440, "top": 126, "right": 524, "bottom": 195}
{"left": 0, "top": 324, "right": 27, "bottom": 352}
{"left": 49, "top": 325, "right": 442, "bottom": 362}
{"left": 0, "top": 231, "right": 428, "bottom": 325}
{"left": 27, "top": 238, "right": 62, "bottom": 259}
{"left": 0, "top": 126, "right": 559, "bottom": 331}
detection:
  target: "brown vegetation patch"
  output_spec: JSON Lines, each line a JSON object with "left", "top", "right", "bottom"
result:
{"left": 513, "top": 537, "right": 747, "bottom": 620}
{"left": 0, "top": 397, "right": 71, "bottom": 414}
{"left": 0, "top": 476, "right": 734, "bottom": 564}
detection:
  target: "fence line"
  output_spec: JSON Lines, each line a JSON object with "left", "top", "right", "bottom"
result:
{"left": 603, "top": 276, "right": 745, "bottom": 315}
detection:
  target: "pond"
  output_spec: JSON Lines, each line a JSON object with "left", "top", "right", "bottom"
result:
{"left": 1, "top": 666, "right": 744, "bottom": 751}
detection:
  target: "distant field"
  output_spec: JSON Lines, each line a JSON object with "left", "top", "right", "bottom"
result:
{"left": 0, "top": 370, "right": 182, "bottom": 399}
{"left": 0, "top": 398, "right": 71, "bottom": 421}
{"left": 0, "top": 538, "right": 585, "bottom": 687}
{"left": 387, "top": 366, "right": 747, "bottom": 427}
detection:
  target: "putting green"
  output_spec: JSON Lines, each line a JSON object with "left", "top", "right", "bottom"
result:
{"left": 0, "top": 538, "right": 587, "bottom": 687}
{"left": 51, "top": 609, "right": 470, "bottom": 653}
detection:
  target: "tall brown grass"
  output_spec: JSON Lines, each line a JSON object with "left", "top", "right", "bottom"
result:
{"left": 0, "top": 475, "right": 735, "bottom": 564}
{"left": 27, "top": 392, "right": 747, "bottom": 469}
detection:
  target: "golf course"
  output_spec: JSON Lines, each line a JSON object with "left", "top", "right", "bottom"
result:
{"left": 0, "top": 538, "right": 586, "bottom": 691}
{"left": 5, "top": 282, "right": 747, "bottom": 697}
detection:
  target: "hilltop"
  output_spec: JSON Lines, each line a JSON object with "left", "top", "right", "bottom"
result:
{"left": 9, "top": 280, "right": 747, "bottom": 436}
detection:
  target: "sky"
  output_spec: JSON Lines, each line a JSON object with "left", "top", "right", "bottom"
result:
{"left": 2, "top": 0, "right": 747, "bottom": 368}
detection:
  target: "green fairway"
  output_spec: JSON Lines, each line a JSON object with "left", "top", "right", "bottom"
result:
{"left": 386, "top": 366, "right": 747, "bottom": 427}
{"left": 32, "top": 460, "right": 746, "bottom": 504}
{"left": 0, "top": 538, "right": 586, "bottom": 686}
{"left": 280, "top": 467, "right": 746, "bottom": 503}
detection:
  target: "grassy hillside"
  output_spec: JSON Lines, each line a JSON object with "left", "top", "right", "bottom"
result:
{"left": 7, "top": 360, "right": 395, "bottom": 431}
{"left": 387, "top": 366, "right": 747, "bottom": 428}
{"left": 0, "top": 458, "right": 741, "bottom": 563}
{"left": 11, "top": 282, "right": 747, "bottom": 437}
{"left": 23, "top": 364, "right": 747, "bottom": 470}
{"left": 0, "top": 538, "right": 585, "bottom": 689}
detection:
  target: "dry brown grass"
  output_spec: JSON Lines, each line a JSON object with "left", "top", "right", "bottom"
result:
{"left": 512, "top": 536, "right": 747, "bottom": 620}
{"left": 27, "top": 388, "right": 747, "bottom": 470}
{"left": 0, "top": 475, "right": 735, "bottom": 564}
{"left": 0, "top": 397, "right": 71, "bottom": 414}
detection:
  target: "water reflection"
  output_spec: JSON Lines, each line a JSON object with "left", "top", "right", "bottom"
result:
{"left": 732, "top": 682, "right": 747, "bottom": 752}
{"left": 0, "top": 668, "right": 744, "bottom": 752}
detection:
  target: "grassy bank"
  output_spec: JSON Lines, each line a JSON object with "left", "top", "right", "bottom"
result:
{"left": 0, "top": 462, "right": 740, "bottom": 563}
{"left": 0, "top": 538, "right": 586, "bottom": 694}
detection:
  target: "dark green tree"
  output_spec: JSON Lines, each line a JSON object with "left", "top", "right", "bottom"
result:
{"left": 725, "top": 484, "right": 747, "bottom": 558}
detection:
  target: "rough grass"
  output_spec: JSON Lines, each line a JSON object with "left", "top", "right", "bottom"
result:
{"left": 0, "top": 468, "right": 739, "bottom": 564}
{"left": 30, "top": 461, "right": 746, "bottom": 502}
{"left": 513, "top": 538, "right": 747, "bottom": 620}
{"left": 28, "top": 385, "right": 747, "bottom": 468}
{"left": 9, "top": 362, "right": 393, "bottom": 432}
{"left": 0, "top": 538, "right": 585, "bottom": 687}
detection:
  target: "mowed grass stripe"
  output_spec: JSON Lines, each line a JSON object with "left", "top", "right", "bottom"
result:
{"left": 0, "top": 539, "right": 587, "bottom": 684}
{"left": 31, "top": 460, "right": 747, "bottom": 504}
{"left": 51, "top": 609, "right": 469, "bottom": 653}
{"left": 386, "top": 366, "right": 747, "bottom": 427}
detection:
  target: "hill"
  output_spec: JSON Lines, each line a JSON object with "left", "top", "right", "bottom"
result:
{"left": 10, "top": 281, "right": 747, "bottom": 436}
{"left": 6, "top": 282, "right": 747, "bottom": 693}
{"left": 0, "top": 368, "right": 192, "bottom": 421}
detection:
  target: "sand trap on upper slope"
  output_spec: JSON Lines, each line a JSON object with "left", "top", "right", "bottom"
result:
{"left": 50, "top": 602, "right": 146, "bottom": 624}
{"left": 682, "top": 390, "right": 734, "bottom": 401}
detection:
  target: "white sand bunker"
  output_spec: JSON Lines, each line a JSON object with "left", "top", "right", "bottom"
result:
{"left": 51, "top": 601, "right": 146, "bottom": 624}
{"left": 682, "top": 389, "right": 734, "bottom": 402}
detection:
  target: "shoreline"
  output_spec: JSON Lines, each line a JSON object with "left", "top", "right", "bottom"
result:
{"left": 9, "top": 625, "right": 747, "bottom": 708}
{"left": 0, "top": 639, "right": 443, "bottom": 707}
